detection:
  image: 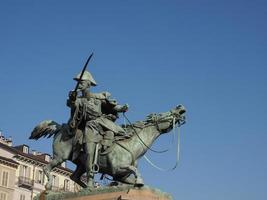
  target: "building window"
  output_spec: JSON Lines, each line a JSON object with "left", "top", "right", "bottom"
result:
{"left": 0, "top": 192, "right": 7, "bottom": 200}
{"left": 1, "top": 171, "right": 8, "bottom": 187}
{"left": 52, "top": 175, "right": 58, "bottom": 187}
{"left": 61, "top": 161, "right": 66, "bottom": 168}
{"left": 23, "top": 146, "right": 29, "bottom": 154}
{"left": 44, "top": 155, "right": 51, "bottom": 162}
{"left": 19, "top": 194, "right": 25, "bottom": 200}
{"left": 35, "top": 170, "right": 44, "bottom": 184}
{"left": 19, "top": 165, "right": 30, "bottom": 178}
{"left": 64, "top": 179, "right": 70, "bottom": 191}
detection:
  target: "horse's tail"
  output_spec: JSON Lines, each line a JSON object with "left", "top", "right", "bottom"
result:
{"left": 29, "top": 120, "right": 61, "bottom": 140}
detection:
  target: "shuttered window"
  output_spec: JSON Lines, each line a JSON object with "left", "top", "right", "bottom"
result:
{"left": 0, "top": 193, "right": 7, "bottom": 200}
{"left": 64, "top": 179, "right": 70, "bottom": 191}
{"left": 35, "top": 170, "right": 44, "bottom": 184}
{"left": 20, "top": 194, "right": 25, "bottom": 200}
{"left": 19, "top": 165, "right": 31, "bottom": 178}
{"left": 1, "top": 171, "right": 8, "bottom": 187}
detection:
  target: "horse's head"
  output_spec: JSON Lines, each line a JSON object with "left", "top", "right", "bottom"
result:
{"left": 146, "top": 105, "right": 186, "bottom": 133}
{"left": 170, "top": 104, "right": 186, "bottom": 124}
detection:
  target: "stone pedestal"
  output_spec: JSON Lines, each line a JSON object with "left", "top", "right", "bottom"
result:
{"left": 36, "top": 186, "right": 172, "bottom": 200}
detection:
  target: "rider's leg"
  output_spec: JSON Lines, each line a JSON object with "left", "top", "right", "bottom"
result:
{"left": 84, "top": 121, "right": 99, "bottom": 189}
{"left": 84, "top": 141, "right": 96, "bottom": 188}
{"left": 102, "top": 131, "right": 114, "bottom": 150}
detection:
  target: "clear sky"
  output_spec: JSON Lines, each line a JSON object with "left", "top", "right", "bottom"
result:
{"left": 0, "top": 0, "right": 267, "bottom": 199}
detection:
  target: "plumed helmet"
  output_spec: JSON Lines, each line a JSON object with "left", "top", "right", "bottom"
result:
{"left": 73, "top": 70, "right": 97, "bottom": 86}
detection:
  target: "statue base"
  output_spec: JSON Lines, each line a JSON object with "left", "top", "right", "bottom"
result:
{"left": 36, "top": 185, "right": 173, "bottom": 200}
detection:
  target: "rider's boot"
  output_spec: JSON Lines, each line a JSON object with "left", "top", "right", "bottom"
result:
{"left": 87, "top": 172, "right": 94, "bottom": 189}
{"left": 84, "top": 142, "right": 96, "bottom": 190}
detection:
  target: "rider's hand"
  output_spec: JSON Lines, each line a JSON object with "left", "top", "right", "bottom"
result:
{"left": 69, "top": 91, "right": 77, "bottom": 101}
{"left": 121, "top": 104, "right": 129, "bottom": 112}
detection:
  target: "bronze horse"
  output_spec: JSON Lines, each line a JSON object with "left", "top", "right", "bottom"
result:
{"left": 30, "top": 105, "right": 186, "bottom": 189}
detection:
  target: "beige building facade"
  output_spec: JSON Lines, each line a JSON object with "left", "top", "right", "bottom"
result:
{"left": 0, "top": 133, "right": 80, "bottom": 200}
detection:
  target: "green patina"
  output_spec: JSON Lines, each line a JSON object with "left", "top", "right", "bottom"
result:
{"left": 29, "top": 64, "right": 186, "bottom": 193}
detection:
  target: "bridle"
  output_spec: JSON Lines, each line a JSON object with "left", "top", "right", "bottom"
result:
{"left": 123, "top": 110, "right": 186, "bottom": 171}
{"left": 123, "top": 111, "right": 185, "bottom": 154}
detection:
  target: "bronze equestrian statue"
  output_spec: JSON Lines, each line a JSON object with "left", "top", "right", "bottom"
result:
{"left": 29, "top": 55, "right": 186, "bottom": 190}
{"left": 30, "top": 104, "right": 185, "bottom": 190}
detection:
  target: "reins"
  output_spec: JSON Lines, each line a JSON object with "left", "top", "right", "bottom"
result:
{"left": 123, "top": 112, "right": 183, "bottom": 171}
{"left": 123, "top": 113, "right": 168, "bottom": 153}
{"left": 144, "top": 119, "right": 181, "bottom": 171}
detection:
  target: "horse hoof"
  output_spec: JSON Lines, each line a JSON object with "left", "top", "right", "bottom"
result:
{"left": 135, "top": 178, "right": 144, "bottom": 187}
{"left": 85, "top": 186, "right": 95, "bottom": 191}
{"left": 135, "top": 183, "right": 144, "bottom": 187}
{"left": 109, "top": 181, "right": 119, "bottom": 186}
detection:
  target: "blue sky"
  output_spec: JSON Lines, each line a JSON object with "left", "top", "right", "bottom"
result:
{"left": 0, "top": 0, "right": 267, "bottom": 199}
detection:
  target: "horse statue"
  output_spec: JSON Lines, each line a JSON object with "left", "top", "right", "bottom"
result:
{"left": 29, "top": 105, "right": 186, "bottom": 190}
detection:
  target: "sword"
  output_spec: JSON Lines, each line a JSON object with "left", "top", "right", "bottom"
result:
{"left": 73, "top": 52, "right": 94, "bottom": 93}
{"left": 69, "top": 53, "right": 94, "bottom": 129}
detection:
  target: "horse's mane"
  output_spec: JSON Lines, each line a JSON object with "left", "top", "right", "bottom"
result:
{"left": 119, "top": 113, "right": 160, "bottom": 138}
{"left": 119, "top": 111, "right": 173, "bottom": 139}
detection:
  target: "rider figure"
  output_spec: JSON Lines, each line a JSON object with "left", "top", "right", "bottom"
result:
{"left": 67, "top": 70, "right": 128, "bottom": 188}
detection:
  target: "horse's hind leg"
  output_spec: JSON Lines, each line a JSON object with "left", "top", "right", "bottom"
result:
{"left": 44, "top": 156, "right": 65, "bottom": 190}
{"left": 70, "top": 164, "right": 87, "bottom": 188}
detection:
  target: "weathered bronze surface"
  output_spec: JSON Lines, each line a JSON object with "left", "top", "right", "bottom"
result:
{"left": 29, "top": 57, "right": 186, "bottom": 191}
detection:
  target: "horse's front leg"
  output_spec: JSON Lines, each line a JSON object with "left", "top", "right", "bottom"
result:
{"left": 118, "top": 164, "right": 144, "bottom": 187}
{"left": 44, "top": 156, "right": 64, "bottom": 190}
{"left": 70, "top": 164, "right": 87, "bottom": 188}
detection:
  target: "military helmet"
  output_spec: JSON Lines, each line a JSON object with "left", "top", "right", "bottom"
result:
{"left": 73, "top": 70, "right": 97, "bottom": 86}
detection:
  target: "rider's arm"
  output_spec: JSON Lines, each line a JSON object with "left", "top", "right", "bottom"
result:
{"left": 113, "top": 104, "right": 129, "bottom": 113}
{"left": 103, "top": 93, "right": 129, "bottom": 113}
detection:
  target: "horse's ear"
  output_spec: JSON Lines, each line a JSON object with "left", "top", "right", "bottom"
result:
{"left": 176, "top": 105, "right": 186, "bottom": 114}
{"left": 176, "top": 105, "right": 182, "bottom": 109}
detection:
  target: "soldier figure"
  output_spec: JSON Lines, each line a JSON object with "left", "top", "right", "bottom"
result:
{"left": 67, "top": 70, "right": 128, "bottom": 188}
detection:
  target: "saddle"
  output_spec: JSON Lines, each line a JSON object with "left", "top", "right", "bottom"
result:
{"left": 70, "top": 127, "right": 132, "bottom": 161}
